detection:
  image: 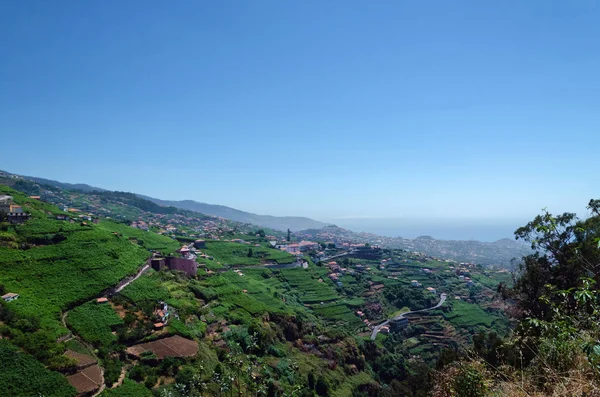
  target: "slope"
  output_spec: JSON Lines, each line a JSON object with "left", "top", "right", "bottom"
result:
{"left": 141, "top": 196, "right": 330, "bottom": 231}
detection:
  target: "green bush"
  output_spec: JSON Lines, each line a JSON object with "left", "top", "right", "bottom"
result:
{"left": 67, "top": 301, "right": 123, "bottom": 346}
{"left": 0, "top": 339, "right": 75, "bottom": 397}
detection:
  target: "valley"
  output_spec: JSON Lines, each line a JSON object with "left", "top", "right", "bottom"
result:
{"left": 0, "top": 183, "right": 512, "bottom": 396}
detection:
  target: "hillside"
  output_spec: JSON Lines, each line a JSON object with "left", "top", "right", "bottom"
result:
{"left": 141, "top": 196, "right": 330, "bottom": 231}
{"left": 0, "top": 183, "right": 514, "bottom": 396}
{"left": 0, "top": 170, "right": 329, "bottom": 232}
{"left": 10, "top": 172, "right": 104, "bottom": 193}
{"left": 298, "top": 225, "right": 531, "bottom": 267}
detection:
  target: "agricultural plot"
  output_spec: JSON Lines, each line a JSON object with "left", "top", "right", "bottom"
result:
{"left": 0, "top": 222, "right": 149, "bottom": 335}
{"left": 220, "top": 271, "right": 291, "bottom": 314}
{"left": 443, "top": 301, "right": 497, "bottom": 328}
{"left": 279, "top": 268, "right": 339, "bottom": 303}
{"left": 126, "top": 335, "right": 198, "bottom": 359}
{"left": 67, "top": 364, "right": 103, "bottom": 395}
{"left": 201, "top": 241, "right": 296, "bottom": 265}
{"left": 471, "top": 271, "right": 512, "bottom": 290}
{"left": 67, "top": 301, "right": 124, "bottom": 346}
{"left": 312, "top": 302, "right": 362, "bottom": 328}
{"left": 0, "top": 339, "right": 75, "bottom": 397}
{"left": 99, "top": 379, "right": 153, "bottom": 397}
{"left": 97, "top": 220, "right": 180, "bottom": 254}
{"left": 119, "top": 271, "right": 170, "bottom": 303}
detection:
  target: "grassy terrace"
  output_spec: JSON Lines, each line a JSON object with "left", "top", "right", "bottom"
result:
{"left": 97, "top": 220, "right": 180, "bottom": 254}
{"left": 99, "top": 379, "right": 152, "bottom": 397}
{"left": 442, "top": 301, "right": 498, "bottom": 327}
{"left": 201, "top": 240, "right": 296, "bottom": 266}
{"left": 67, "top": 301, "right": 124, "bottom": 346}
{"left": 0, "top": 339, "right": 75, "bottom": 397}
{"left": 0, "top": 187, "right": 177, "bottom": 335}
{"left": 279, "top": 268, "right": 339, "bottom": 304}
{"left": 312, "top": 302, "right": 363, "bottom": 328}
{"left": 0, "top": 223, "right": 149, "bottom": 335}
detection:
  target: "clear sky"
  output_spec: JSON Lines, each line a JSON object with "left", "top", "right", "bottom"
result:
{"left": 1, "top": 1, "right": 598, "bottom": 221}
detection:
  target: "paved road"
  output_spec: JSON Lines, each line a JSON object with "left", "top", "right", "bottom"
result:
{"left": 370, "top": 293, "right": 447, "bottom": 340}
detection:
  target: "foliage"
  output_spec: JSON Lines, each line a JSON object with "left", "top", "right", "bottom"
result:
{"left": 433, "top": 199, "right": 600, "bottom": 395}
{"left": 383, "top": 284, "right": 434, "bottom": 311}
{"left": 119, "top": 271, "right": 169, "bottom": 304}
{"left": 279, "top": 268, "right": 339, "bottom": 303}
{"left": 201, "top": 241, "right": 296, "bottom": 265}
{"left": 99, "top": 379, "right": 152, "bottom": 397}
{"left": 94, "top": 191, "right": 179, "bottom": 215}
{"left": 0, "top": 339, "right": 75, "bottom": 397}
{"left": 432, "top": 360, "right": 490, "bottom": 397}
{"left": 67, "top": 301, "right": 124, "bottom": 346}
{"left": 510, "top": 200, "right": 600, "bottom": 320}
{"left": 103, "top": 358, "right": 123, "bottom": 387}
{"left": 97, "top": 220, "right": 179, "bottom": 254}
{"left": 0, "top": 217, "right": 149, "bottom": 335}
{"left": 443, "top": 301, "right": 497, "bottom": 328}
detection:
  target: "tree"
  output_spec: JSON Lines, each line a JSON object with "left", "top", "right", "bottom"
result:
{"left": 247, "top": 248, "right": 253, "bottom": 258}
{"left": 510, "top": 199, "right": 600, "bottom": 320}
{"left": 315, "top": 376, "right": 330, "bottom": 396}
{"left": 287, "top": 229, "right": 291, "bottom": 242}
{"left": 307, "top": 372, "right": 316, "bottom": 390}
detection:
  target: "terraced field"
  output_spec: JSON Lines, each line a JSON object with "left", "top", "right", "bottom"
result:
{"left": 67, "top": 301, "right": 124, "bottom": 346}
{"left": 442, "top": 301, "right": 497, "bottom": 327}
{"left": 312, "top": 302, "right": 363, "bottom": 328}
{"left": 201, "top": 241, "right": 296, "bottom": 265}
{"left": 279, "top": 268, "right": 339, "bottom": 303}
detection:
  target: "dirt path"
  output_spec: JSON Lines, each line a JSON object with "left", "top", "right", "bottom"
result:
{"left": 111, "top": 365, "right": 129, "bottom": 389}
{"left": 59, "top": 258, "right": 152, "bottom": 394}
{"left": 113, "top": 264, "right": 150, "bottom": 294}
{"left": 91, "top": 366, "right": 106, "bottom": 397}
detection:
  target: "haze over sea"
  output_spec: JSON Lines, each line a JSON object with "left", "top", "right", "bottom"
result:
{"left": 327, "top": 217, "right": 528, "bottom": 242}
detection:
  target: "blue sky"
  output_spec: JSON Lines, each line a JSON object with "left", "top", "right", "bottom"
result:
{"left": 1, "top": 1, "right": 598, "bottom": 221}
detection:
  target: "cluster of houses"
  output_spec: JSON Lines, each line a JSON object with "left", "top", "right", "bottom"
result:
{"left": 153, "top": 301, "right": 170, "bottom": 329}
{"left": 131, "top": 220, "right": 149, "bottom": 231}
{"left": 451, "top": 264, "right": 476, "bottom": 287}
{"left": 276, "top": 240, "right": 320, "bottom": 255}
{"left": 0, "top": 195, "right": 31, "bottom": 224}
{"left": 326, "top": 260, "right": 365, "bottom": 287}
{"left": 409, "top": 268, "right": 438, "bottom": 294}
{"left": 55, "top": 210, "right": 99, "bottom": 225}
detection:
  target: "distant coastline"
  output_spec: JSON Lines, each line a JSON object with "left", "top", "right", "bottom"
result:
{"left": 326, "top": 217, "right": 528, "bottom": 242}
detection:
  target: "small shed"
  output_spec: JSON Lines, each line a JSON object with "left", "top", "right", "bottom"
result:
{"left": 2, "top": 293, "right": 19, "bottom": 302}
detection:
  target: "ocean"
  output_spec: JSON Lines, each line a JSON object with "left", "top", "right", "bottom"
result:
{"left": 327, "top": 217, "right": 529, "bottom": 242}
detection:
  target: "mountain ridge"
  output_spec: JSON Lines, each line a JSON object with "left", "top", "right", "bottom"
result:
{"left": 139, "top": 196, "right": 330, "bottom": 232}
{"left": 0, "top": 170, "right": 329, "bottom": 232}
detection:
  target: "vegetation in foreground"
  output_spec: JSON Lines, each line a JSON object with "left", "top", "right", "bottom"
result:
{"left": 432, "top": 200, "right": 600, "bottom": 396}
{"left": 0, "top": 182, "right": 549, "bottom": 397}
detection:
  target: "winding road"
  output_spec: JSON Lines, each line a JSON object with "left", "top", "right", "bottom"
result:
{"left": 370, "top": 293, "right": 447, "bottom": 340}
{"left": 113, "top": 264, "right": 150, "bottom": 294}
{"left": 60, "top": 259, "right": 152, "bottom": 396}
